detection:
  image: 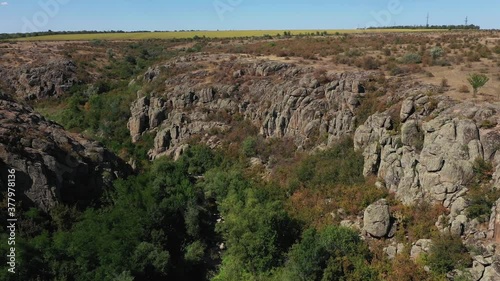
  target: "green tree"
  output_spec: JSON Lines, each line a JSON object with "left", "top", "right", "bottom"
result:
{"left": 241, "top": 136, "right": 258, "bottom": 157}
{"left": 217, "top": 187, "right": 300, "bottom": 274}
{"left": 467, "top": 73, "right": 489, "bottom": 98}
{"left": 284, "top": 226, "right": 377, "bottom": 281}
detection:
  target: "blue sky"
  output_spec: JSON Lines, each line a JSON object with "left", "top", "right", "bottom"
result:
{"left": 0, "top": 0, "right": 498, "bottom": 33}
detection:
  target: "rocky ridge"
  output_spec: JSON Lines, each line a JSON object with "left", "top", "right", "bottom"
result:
{"left": 128, "top": 55, "right": 371, "bottom": 160}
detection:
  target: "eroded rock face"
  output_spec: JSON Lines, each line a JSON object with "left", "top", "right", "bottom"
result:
{"left": 1, "top": 59, "right": 78, "bottom": 100}
{"left": 488, "top": 199, "right": 500, "bottom": 243}
{"left": 125, "top": 55, "right": 500, "bottom": 273}
{"left": 0, "top": 95, "right": 131, "bottom": 211}
{"left": 128, "top": 95, "right": 167, "bottom": 142}
{"left": 481, "top": 258, "right": 500, "bottom": 281}
{"left": 354, "top": 94, "right": 500, "bottom": 275}
{"left": 355, "top": 98, "right": 500, "bottom": 207}
{"left": 363, "top": 199, "right": 391, "bottom": 238}
{"left": 128, "top": 56, "right": 372, "bottom": 159}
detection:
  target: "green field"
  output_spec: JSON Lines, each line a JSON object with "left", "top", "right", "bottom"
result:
{"left": 14, "top": 29, "right": 444, "bottom": 41}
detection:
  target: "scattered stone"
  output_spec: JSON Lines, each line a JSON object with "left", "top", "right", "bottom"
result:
{"left": 410, "top": 239, "right": 432, "bottom": 260}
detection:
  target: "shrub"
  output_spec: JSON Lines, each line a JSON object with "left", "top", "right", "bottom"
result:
{"left": 467, "top": 73, "right": 490, "bottom": 97}
{"left": 401, "top": 53, "right": 422, "bottom": 64}
{"left": 458, "top": 85, "right": 470, "bottom": 93}
{"left": 296, "top": 138, "right": 364, "bottom": 187}
{"left": 440, "top": 78, "right": 449, "bottom": 88}
{"left": 241, "top": 136, "right": 257, "bottom": 158}
{"left": 426, "top": 234, "right": 471, "bottom": 275}
{"left": 313, "top": 68, "right": 330, "bottom": 84}
{"left": 386, "top": 253, "right": 433, "bottom": 281}
{"left": 430, "top": 46, "right": 444, "bottom": 61}
{"left": 346, "top": 48, "right": 363, "bottom": 57}
{"left": 479, "top": 120, "right": 498, "bottom": 129}
{"left": 467, "top": 51, "right": 481, "bottom": 62}
{"left": 357, "top": 56, "right": 381, "bottom": 70}
{"left": 466, "top": 159, "right": 499, "bottom": 222}
{"left": 391, "top": 202, "right": 446, "bottom": 242}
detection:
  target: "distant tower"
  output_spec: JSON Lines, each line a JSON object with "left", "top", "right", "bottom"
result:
{"left": 465, "top": 16, "right": 468, "bottom": 26}
{"left": 426, "top": 13, "right": 430, "bottom": 28}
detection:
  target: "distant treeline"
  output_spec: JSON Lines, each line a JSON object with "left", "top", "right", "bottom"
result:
{"left": 365, "top": 24, "right": 480, "bottom": 30}
{"left": 0, "top": 30, "right": 201, "bottom": 40}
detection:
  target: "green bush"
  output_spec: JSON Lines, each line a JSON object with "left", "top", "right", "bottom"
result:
{"left": 241, "top": 136, "right": 258, "bottom": 158}
{"left": 283, "top": 226, "right": 377, "bottom": 281}
{"left": 466, "top": 158, "right": 499, "bottom": 222}
{"left": 401, "top": 53, "right": 422, "bottom": 64}
{"left": 430, "top": 46, "right": 444, "bottom": 60}
{"left": 296, "top": 137, "right": 364, "bottom": 187}
{"left": 426, "top": 234, "right": 471, "bottom": 275}
{"left": 467, "top": 73, "right": 490, "bottom": 97}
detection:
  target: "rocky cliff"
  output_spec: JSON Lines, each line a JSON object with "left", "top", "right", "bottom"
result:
{"left": 0, "top": 93, "right": 131, "bottom": 211}
{"left": 355, "top": 98, "right": 500, "bottom": 206}
{"left": 355, "top": 96, "right": 500, "bottom": 280}
{"left": 128, "top": 55, "right": 371, "bottom": 159}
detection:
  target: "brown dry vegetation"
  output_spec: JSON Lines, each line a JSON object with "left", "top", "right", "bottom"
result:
{"left": 204, "top": 30, "right": 500, "bottom": 102}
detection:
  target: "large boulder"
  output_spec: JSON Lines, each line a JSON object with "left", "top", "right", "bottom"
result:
{"left": 363, "top": 199, "right": 391, "bottom": 238}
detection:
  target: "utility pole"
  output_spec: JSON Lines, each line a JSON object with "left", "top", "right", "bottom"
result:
{"left": 426, "top": 13, "right": 430, "bottom": 28}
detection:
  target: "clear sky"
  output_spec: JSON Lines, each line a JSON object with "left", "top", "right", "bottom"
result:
{"left": 0, "top": 0, "right": 498, "bottom": 33}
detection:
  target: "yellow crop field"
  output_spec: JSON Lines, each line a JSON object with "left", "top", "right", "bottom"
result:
{"left": 14, "top": 29, "right": 444, "bottom": 41}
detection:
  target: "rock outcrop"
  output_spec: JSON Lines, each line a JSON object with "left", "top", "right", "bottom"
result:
{"left": 0, "top": 95, "right": 131, "bottom": 211}
{"left": 127, "top": 55, "right": 372, "bottom": 159}
{"left": 1, "top": 59, "right": 78, "bottom": 100}
{"left": 354, "top": 93, "right": 500, "bottom": 276}
{"left": 128, "top": 95, "right": 167, "bottom": 142}
{"left": 355, "top": 97, "right": 500, "bottom": 207}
